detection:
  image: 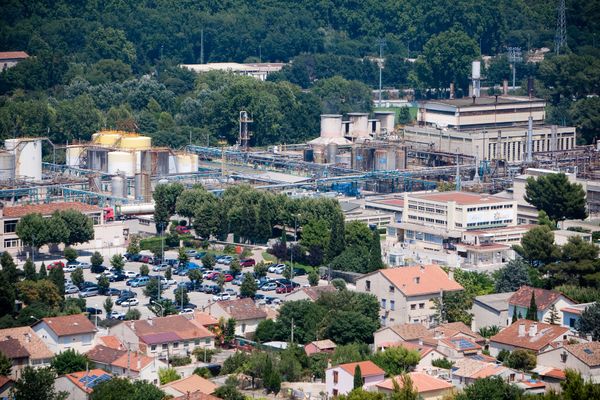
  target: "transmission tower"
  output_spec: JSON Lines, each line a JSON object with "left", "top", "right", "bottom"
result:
{"left": 376, "top": 38, "right": 386, "bottom": 107}
{"left": 507, "top": 47, "right": 522, "bottom": 89}
{"left": 555, "top": 0, "right": 567, "bottom": 54}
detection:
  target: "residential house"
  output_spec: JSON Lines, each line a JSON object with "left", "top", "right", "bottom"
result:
{"left": 377, "top": 341, "right": 446, "bottom": 371}
{"left": 172, "top": 392, "right": 220, "bottom": 400}
{"left": 0, "top": 326, "right": 53, "bottom": 377}
{"left": 471, "top": 292, "right": 514, "bottom": 331}
{"left": 561, "top": 303, "right": 594, "bottom": 331}
{"left": 431, "top": 322, "right": 485, "bottom": 345}
{"left": 305, "top": 339, "right": 337, "bottom": 356}
{"left": 374, "top": 372, "right": 453, "bottom": 400}
{"left": 356, "top": 265, "right": 464, "bottom": 327}
{"left": 508, "top": 286, "right": 576, "bottom": 324}
{"left": 451, "top": 358, "right": 521, "bottom": 389}
{"left": 0, "top": 51, "right": 28, "bottom": 70}
{"left": 206, "top": 298, "right": 267, "bottom": 337}
{"left": 326, "top": 361, "right": 385, "bottom": 397}
{"left": 54, "top": 369, "right": 111, "bottom": 400}
{"left": 111, "top": 314, "right": 215, "bottom": 360}
{"left": 434, "top": 337, "right": 482, "bottom": 360}
{"left": 537, "top": 341, "right": 600, "bottom": 383}
{"left": 489, "top": 319, "right": 573, "bottom": 357}
{"left": 0, "top": 376, "right": 14, "bottom": 400}
{"left": 374, "top": 323, "right": 433, "bottom": 348}
{"left": 32, "top": 314, "right": 96, "bottom": 354}
{"left": 531, "top": 366, "right": 567, "bottom": 391}
{"left": 161, "top": 374, "right": 217, "bottom": 398}
{"left": 86, "top": 344, "right": 166, "bottom": 385}
{"left": 285, "top": 285, "right": 336, "bottom": 302}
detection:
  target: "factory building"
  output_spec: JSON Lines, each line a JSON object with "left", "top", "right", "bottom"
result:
{"left": 181, "top": 62, "right": 284, "bottom": 81}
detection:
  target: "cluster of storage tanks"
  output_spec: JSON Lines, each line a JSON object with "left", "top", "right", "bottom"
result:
{"left": 66, "top": 130, "right": 199, "bottom": 177}
{"left": 1, "top": 138, "right": 43, "bottom": 181}
{"left": 311, "top": 111, "right": 396, "bottom": 143}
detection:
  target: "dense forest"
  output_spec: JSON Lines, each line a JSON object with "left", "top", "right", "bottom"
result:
{"left": 0, "top": 0, "right": 598, "bottom": 148}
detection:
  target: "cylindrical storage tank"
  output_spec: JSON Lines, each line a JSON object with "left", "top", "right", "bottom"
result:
{"left": 336, "top": 153, "right": 352, "bottom": 169}
{"left": 111, "top": 176, "right": 125, "bottom": 198}
{"left": 135, "top": 151, "right": 142, "bottom": 173}
{"left": 395, "top": 148, "right": 407, "bottom": 170}
{"left": 374, "top": 149, "right": 387, "bottom": 171}
{"left": 190, "top": 154, "right": 199, "bottom": 173}
{"left": 134, "top": 173, "right": 143, "bottom": 200}
{"left": 348, "top": 113, "right": 370, "bottom": 137}
{"left": 303, "top": 149, "right": 314, "bottom": 162}
{"left": 66, "top": 146, "right": 85, "bottom": 168}
{"left": 320, "top": 115, "right": 343, "bottom": 138}
{"left": 386, "top": 148, "right": 397, "bottom": 170}
{"left": 313, "top": 146, "right": 325, "bottom": 164}
{"left": 92, "top": 132, "right": 121, "bottom": 146}
{"left": 374, "top": 111, "right": 396, "bottom": 133}
{"left": 107, "top": 151, "right": 135, "bottom": 177}
{"left": 0, "top": 152, "right": 15, "bottom": 181}
{"left": 326, "top": 143, "right": 338, "bottom": 164}
{"left": 176, "top": 154, "right": 193, "bottom": 173}
{"left": 472, "top": 61, "right": 481, "bottom": 79}
{"left": 119, "top": 136, "right": 152, "bottom": 150}
{"left": 168, "top": 155, "right": 177, "bottom": 174}
{"left": 5, "top": 138, "right": 42, "bottom": 181}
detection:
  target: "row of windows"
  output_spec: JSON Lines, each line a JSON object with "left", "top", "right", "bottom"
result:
{"left": 466, "top": 219, "right": 512, "bottom": 227}
{"left": 407, "top": 215, "right": 446, "bottom": 225}
{"left": 381, "top": 299, "right": 396, "bottom": 311}
{"left": 410, "top": 303, "right": 426, "bottom": 310}
{"left": 466, "top": 204, "right": 512, "bottom": 212}
{"left": 4, "top": 239, "right": 18, "bottom": 248}
{"left": 150, "top": 338, "right": 211, "bottom": 352}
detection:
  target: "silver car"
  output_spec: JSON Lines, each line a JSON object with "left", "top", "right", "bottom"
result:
{"left": 65, "top": 285, "right": 79, "bottom": 294}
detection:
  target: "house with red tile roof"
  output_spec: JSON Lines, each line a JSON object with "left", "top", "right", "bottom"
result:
{"left": 356, "top": 265, "right": 463, "bottom": 327}
{"left": 375, "top": 372, "right": 453, "bottom": 400}
{"left": 561, "top": 302, "right": 594, "bottom": 332}
{"left": 537, "top": 341, "right": 600, "bottom": 384}
{"left": 161, "top": 374, "right": 217, "bottom": 398}
{"left": 54, "top": 369, "right": 111, "bottom": 399}
{"left": 111, "top": 314, "right": 215, "bottom": 360}
{"left": 0, "top": 376, "right": 14, "bottom": 399}
{"left": 305, "top": 339, "right": 337, "bottom": 356}
{"left": 0, "top": 326, "right": 53, "bottom": 377}
{"left": 0, "top": 51, "right": 28, "bottom": 70}
{"left": 86, "top": 344, "right": 166, "bottom": 385}
{"left": 450, "top": 358, "right": 527, "bottom": 389}
{"left": 206, "top": 298, "right": 267, "bottom": 337}
{"left": 326, "top": 361, "right": 385, "bottom": 397}
{"left": 32, "top": 314, "right": 97, "bottom": 354}
{"left": 376, "top": 341, "right": 446, "bottom": 371}
{"left": 489, "top": 319, "right": 574, "bottom": 357}
{"left": 285, "top": 285, "right": 337, "bottom": 302}
{"left": 508, "top": 286, "right": 576, "bottom": 325}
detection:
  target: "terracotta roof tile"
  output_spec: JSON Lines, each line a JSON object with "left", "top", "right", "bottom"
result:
{"left": 295, "top": 285, "right": 337, "bottom": 301}
{"left": 490, "top": 319, "right": 569, "bottom": 352}
{"left": 377, "top": 265, "right": 463, "bottom": 297}
{"left": 214, "top": 298, "right": 267, "bottom": 321}
{"left": 0, "top": 326, "right": 53, "bottom": 360}
{"left": 163, "top": 374, "right": 217, "bottom": 395}
{"left": 380, "top": 323, "right": 433, "bottom": 342}
{"left": 312, "top": 339, "right": 337, "bottom": 350}
{"left": 127, "top": 315, "right": 214, "bottom": 342}
{"left": 172, "top": 392, "right": 220, "bottom": 400}
{"left": 38, "top": 314, "right": 96, "bottom": 337}
{"left": 0, "top": 338, "right": 30, "bottom": 359}
{"left": 562, "top": 341, "right": 600, "bottom": 367}
{"left": 0, "top": 376, "right": 13, "bottom": 389}
{"left": 433, "top": 322, "right": 484, "bottom": 343}
{"left": 338, "top": 361, "right": 384, "bottom": 377}
{"left": 376, "top": 372, "right": 453, "bottom": 393}
{"left": 0, "top": 51, "right": 29, "bottom": 59}
{"left": 97, "top": 336, "right": 124, "bottom": 350}
{"left": 86, "top": 345, "right": 126, "bottom": 365}
{"left": 191, "top": 312, "right": 218, "bottom": 327}
{"left": 65, "top": 369, "right": 111, "bottom": 394}
{"left": 111, "top": 352, "right": 154, "bottom": 372}
{"left": 542, "top": 368, "right": 566, "bottom": 380}
{"left": 3, "top": 202, "right": 101, "bottom": 218}
{"left": 509, "top": 286, "right": 571, "bottom": 310}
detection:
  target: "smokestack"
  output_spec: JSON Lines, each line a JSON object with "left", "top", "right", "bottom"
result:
{"left": 529, "top": 323, "right": 538, "bottom": 337}
{"left": 526, "top": 116, "right": 533, "bottom": 162}
{"left": 527, "top": 77, "right": 534, "bottom": 99}
{"left": 503, "top": 79, "right": 509, "bottom": 95}
{"left": 472, "top": 95, "right": 476, "bottom": 105}
{"left": 449, "top": 82, "right": 455, "bottom": 100}
{"left": 518, "top": 323, "right": 526, "bottom": 337}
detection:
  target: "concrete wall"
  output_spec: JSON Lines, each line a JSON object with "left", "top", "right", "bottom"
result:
{"left": 538, "top": 348, "right": 600, "bottom": 384}
{"left": 471, "top": 302, "right": 509, "bottom": 331}
{"left": 33, "top": 324, "right": 95, "bottom": 354}
{"left": 54, "top": 377, "right": 88, "bottom": 400}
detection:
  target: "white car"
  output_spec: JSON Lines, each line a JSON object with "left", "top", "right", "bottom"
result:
{"left": 63, "top": 265, "right": 78, "bottom": 273}
{"left": 166, "top": 279, "right": 177, "bottom": 286}
{"left": 96, "top": 272, "right": 115, "bottom": 280}
{"left": 273, "top": 265, "right": 286, "bottom": 274}
{"left": 178, "top": 308, "right": 194, "bottom": 315}
{"left": 212, "top": 293, "right": 231, "bottom": 301}
{"left": 120, "top": 298, "right": 139, "bottom": 307}
{"left": 123, "top": 270, "right": 138, "bottom": 278}
{"left": 108, "top": 311, "right": 126, "bottom": 320}
{"left": 65, "top": 285, "right": 79, "bottom": 294}
{"left": 267, "top": 263, "right": 284, "bottom": 273}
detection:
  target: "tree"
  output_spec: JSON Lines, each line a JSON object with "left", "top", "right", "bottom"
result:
{"left": 144, "top": 278, "right": 162, "bottom": 302}
{"left": 538, "top": 210, "right": 556, "bottom": 230}
{"left": 577, "top": 302, "right": 600, "bottom": 340}
{"left": 505, "top": 349, "right": 536, "bottom": 371}
{"left": 513, "top": 225, "right": 559, "bottom": 266}
{"left": 158, "top": 367, "right": 180, "bottom": 385}
{"left": 331, "top": 278, "right": 346, "bottom": 290}
{"left": 188, "top": 269, "right": 202, "bottom": 289}
{"left": 202, "top": 253, "right": 216, "bottom": 269}
{"left": 390, "top": 374, "right": 419, "bottom": 400}
{"left": 165, "top": 267, "right": 172, "bottom": 280}
{"left": 214, "top": 380, "right": 245, "bottom": 400}
{"left": 216, "top": 273, "right": 226, "bottom": 292}
{"left": 90, "top": 377, "right": 165, "bottom": 400}
{"left": 477, "top": 325, "right": 501, "bottom": 338}
{"left": 494, "top": 259, "right": 532, "bottom": 292}
{"left": 369, "top": 229, "right": 384, "bottom": 271}
{"left": 110, "top": 254, "right": 124, "bottom": 271}
{"left": 229, "top": 259, "right": 241, "bottom": 275}
{"left": 240, "top": 273, "right": 258, "bottom": 298}
{"left": 526, "top": 292, "right": 538, "bottom": 321}
{"left": 48, "top": 266, "right": 65, "bottom": 297}
{"left": 153, "top": 182, "right": 184, "bottom": 232}
{"left": 225, "top": 318, "right": 236, "bottom": 344}
{"left": 15, "top": 213, "right": 47, "bottom": 252}
{"left": 308, "top": 270, "right": 319, "bottom": 286}
{"left": 12, "top": 366, "right": 66, "bottom": 400}
{"left": 16, "top": 280, "right": 62, "bottom": 309}
{"left": 545, "top": 304, "right": 559, "bottom": 325}
{"left": 59, "top": 210, "right": 95, "bottom": 246}
{"left": 63, "top": 247, "right": 78, "bottom": 262}
{"left": 51, "top": 349, "right": 89, "bottom": 375}
{"left": 454, "top": 376, "right": 523, "bottom": 400}
{"left": 174, "top": 287, "right": 189, "bottom": 307}
{"left": 338, "top": 389, "right": 384, "bottom": 400}
{"left": 97, "top": 275, "right": 110, "bottom": 296}
{"left": 353, "top": 364, "right": 363, "bottom": 389}
{"left": 571, "top": 97, "right": 600, "bottom": 144}
{"left": 126, "top": 237, "right": 140, "bottom": 256}
{"left": 312, "top": 76, "right": 372, "bottom": 115}
{"left": 525, "top": 173, "right": 587, "bottom": 222}
{"left": 103, "top": 297, "right": 113, "bottom": 316}
{"left": 431, "top": 357, "right": 455, "bottom": 369}
{"left": 38, "top": 262, "right": 47, "bottom": 279}
{"left": 254, "top": 319, "right": 278, "bottom": 343}
{"left": 177, "top": 248, "right": 188, "bottom": 265}
{"left": 23, "top": 259, "right": 37, "bottom": 281}
{"left": 139, "top": 264, "right": 149, "bottom": 276}
{"left": 0, "top": 271, "right": 15, "bottom": 317}
{"left": 327, "top": 210, "right": 345, "bottom": 261}
{"left": 0, "top": 351, "right": 12, "bottom": 376}
{"left": 1, "top": 252, "right": 19, "bottom": 285}
{"left": 560, "top": 369, "right": 600, "bottom": 400}
{"left": 90, "top": 252, "right": 103, "bottom": 269}
{"left": 70, "top": 268, "right": 84, "bottom": 288}
{"left": 125, "top": 309, "right": 141, "bottom": 320}
{"left": 370, "top": 347, "right": 420, "bottom": 376}
{"left": 431, "top": 291, "right": 473, "bottom": 325}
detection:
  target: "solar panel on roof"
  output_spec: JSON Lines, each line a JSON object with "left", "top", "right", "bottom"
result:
{"left": 583, "top": 348, "right": 593, "bottom": 355}
{"left": 453, "top": 339, "right": 475, "bottom": 349}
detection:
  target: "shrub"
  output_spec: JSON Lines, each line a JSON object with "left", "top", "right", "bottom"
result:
{"left": 431, "top": 358, "right": 455, "bottom": 369}
{"left": 192, "top": 347, "right": 219, "bottom": 362}
{"left": 169, "top": 355, "right": 191, "bottom": 367}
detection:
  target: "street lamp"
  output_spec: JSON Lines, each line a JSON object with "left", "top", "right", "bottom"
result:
{"left": 290, "top": 214, "right": 300, "bottom": 281}
{"left": 154, "top": 301, "right": 164, "bottom": 318}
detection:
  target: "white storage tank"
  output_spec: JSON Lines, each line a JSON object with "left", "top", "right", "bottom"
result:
{"left": 0, "top": 152, "right": 15, "bottom": 181}
{"left": 107, "top": 151, "right": 135, "bottom": 177}
{"left": 111, "top": 175, "right": 126, "bottom": 198}
{"left": 168, "top": 155, "right": 177, "bottom": 174}
{"left": 320, "top": 115, "right": 343, "bottom": 138}
{"left": 176, "top": 154, "right": 193, "bottom": 173}
{"left": 5, "top": 138, "right": 42, "bottom": 181}
{"left": 347, "top": 113, "right": 370, "bottom": 137}
{"left": 374, "top": 111, "right": 396, "bottom": 133}
{"left": 66, "top": 146, "right": 85, "bottom": 168}
{"left": 190, "top": 154, "right": 199, "bottom": 173}
{"left": 119, "top": 136, "right": 152, "bottom": 150}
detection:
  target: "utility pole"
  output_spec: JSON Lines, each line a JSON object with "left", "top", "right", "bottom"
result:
{"left": 291, "top": 318, "right": 294, "bottom": 343}
{"left": 555, "top": 0, "right": 567, "bottom": 55}
{"left": 200, "top": 28, "right": 204, "bottom": 64}
{"left": 377, "top": 38, "right": 386, "bottom": 107}
{"left": 507, "top": 47, "right": 522, "bottom": 89}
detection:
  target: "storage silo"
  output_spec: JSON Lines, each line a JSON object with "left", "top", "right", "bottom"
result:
{"left": 119, "top": 136, "right": 152, "bottom": 150}
{"left": 320, "top": 115, "right": 343, "bottom": 139}
{"left": 190, "top": 154, "right": 199, "bottom": 172}
{"left": 168, "top": 154, "right": 177, "bottom": 174}
{"left": 176, "top": 154, "right": 193, "bottom": 173}
{"left": 87, "top": 148, "right": 109, "bottom": 172}
{"left": 66, "top": 146, "right": 85, "bottom": 168}
{"left": 313, "top": 146, "right": 325, "bottom": 164}
{"left": 375, "top": 111, "right": 396, "bottom": 133}
{"left": 347, "top": 113, "right": 370, "bottom": 138}
{"left": 374, "top": 149, "right": 388, "bottom": 171}
{"left": 395, "top": 147, "right": 407, "bottom": 170}
{"left": 107, "top": 151, "right": 135, "bottom": 176}
{"left": 5, "top": 138, "right": 42, "bottom": 181}
{"left": 111, "top": 175, "right": 126, "bottom": 198}
{"left": 92, "top": 131, "right": 122, "bottom": 146}
{"left": 303, "top": 149, "right": 314, "bottom": 162}
{"left": 326, "top": 143, "right": 338, "bottom": 164}
{"left": 0, "top": 152, "right": 15, "bottom": 181}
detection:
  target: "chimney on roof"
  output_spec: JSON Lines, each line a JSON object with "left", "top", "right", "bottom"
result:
{"left": 529, "top": 323, "right": 538, "bottom": 337}
{"left": 147, "top": 318, "right": 153, "bottom": 326}
{"left": 448, "top": 270, "right": 454, "bottom": 281}
{"left": 518, "top": 323, "right": 526, "bottom": 337}
{"left": 137, "top": 354, "right": 141, "bottom": 370}
{"left": 414, "top": 277, "right": 420, "bottom": 284}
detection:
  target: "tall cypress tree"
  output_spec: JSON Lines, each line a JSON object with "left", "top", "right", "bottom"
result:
{"left": 1, "top": 252, "right": 18, "bottom": 285}
{"left": 327, "top": 211, "right": 345, "bottom": 261}
{"left": 23, "top": 259, "right": 37, "bottom": 281}
{"left": 526, "top": 292, "right": 538, "bottom": 321}
{"left": 369, "top": 228, "right": 384, "bottom": 271}
{"left": 353, "top": 364, "right": 363, "bottom": 389}
{"left": 38, "top": 263, "right": 47, "bottom": 279}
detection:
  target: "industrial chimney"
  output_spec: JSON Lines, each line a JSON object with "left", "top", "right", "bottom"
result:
{"left": 471, "top": 61, "right": 481, "bottom": 98}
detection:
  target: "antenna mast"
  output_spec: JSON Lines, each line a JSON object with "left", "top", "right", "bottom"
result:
{"left": 239, "top": 111, "right": 253, "bottom": 151}
{"left": 555, "top": 0, "right": 567, "bottom": 54}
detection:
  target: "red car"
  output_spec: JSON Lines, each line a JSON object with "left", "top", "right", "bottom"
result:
{"left": 175, "top": 226, "right": 191, "bottom": 234}
{"left": 239, "top": 258, "right": 256, "bottom": 267}
{"left": 47, "top": 261, "right": 64, "bottom": 270}
{"left": 276, "top": 284, "right": 294, "bottom": 294}
{"left": 206, "top": 272, "right": 220, "bottom": 280}
{"left": 223, "top": 274, "right": 234, "bottom": 282}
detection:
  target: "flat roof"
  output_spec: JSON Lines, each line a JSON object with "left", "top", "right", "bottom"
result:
{"left": 408, "top": 191, "right": 510, "bottom": 205}
{"left": 426, "top": 96, "right": 544, "bottom": 108}
{"left": 474, "top": 292, "right": 515, "bottom": 312}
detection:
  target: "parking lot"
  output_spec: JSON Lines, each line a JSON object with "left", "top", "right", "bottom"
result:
{"left": 55, "top": 248, "right": 317, "bottom": 321}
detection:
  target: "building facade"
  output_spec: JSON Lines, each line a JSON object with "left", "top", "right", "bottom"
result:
{"left": 32, "top": 315, "right": 97, "bottom": 354}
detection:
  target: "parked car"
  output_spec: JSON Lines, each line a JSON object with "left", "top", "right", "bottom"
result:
{"left": 273, "top": 265, "right": 286, "bottom": 274}
{"left": 223, "top": 274, "right": 234, "bottom": 282}
{"left": 123, "top": 270, "right": 138, "bottom": 278}
{"left": 152, "top": 264, "right": 169, "bottom": 272}
{"left": 178, "top": 308, "right": 194, "bottom": 315}
{"left": 184, "top": 249, "right": 197, "bottom": 257}
{"left": 66, "top": 261, "right": 91, "bottom": 269}
{"left": 224, "top": 288, "right": 238, "bottom": 297}
{"left": 47, "top": 261, "right": 65, "bottom": 270}
{"left": 119, "top": 298, "right": 139, "bottom": 307}
{"left": 239, "top": 258, "right": 256, "bottom": 267}
{"left": 267, "top": 263, "right": 284, "bottom": 273}
{"left": 129, "top": 276, "right": 150, "bottom": 287}
{"left": 204, "top": 285, "right": 220, "bottom": 294}
{"left": 292, "top": 268, "right": 306, "bottom": 276}
{"left": 108, "top": 311, "right": 126, "bottom": 320}
{"left": 79, "top": 287, "right": 99, "bottom": 298}
{"left": 63, "top": 265, "right": 78, "bottom": 273}
{"left": 138, "top": 255, "right": 154, "bottom": 264}
{"left": 109, "top": 272, "right": 126, "bottom": 282}
{"left": 65, "top": 285, "right": 79, "bottom": 294}
{"left": 276, "top": 284, "right": 294, "bottom": 294}
{"left": 115, "top": 293, "right": 136, "bottom": 305}
{"left": 260, "top": 282, "right": 278, "bottom": 291}
{"left": 212, "top": 293, "right": 231, "bottom": 301}
{"left": 86, "top": 307, "right": 103, "bottom": 315}
{"left": 106, "top": 288, "right": 122, "bottom": 296}
{"left": 79, "top": 281, "right": 98, "bottom": 290}
{"left": 96, "top": 271, "right": 116, "bottom": 280}
{"left": 231, "top": 278, "right": 242, "bottom": 286}
{"left": 205, "top": 272, "right": 220, "bottom": 281}
{"left": 194, "top": 252, "right": 207, "bottom": 259}
{"left": 175, "top": 226, "right": 191, "bottom": 234}
{"left": 90, "top": 265, "right": 107, "bottom": 274}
